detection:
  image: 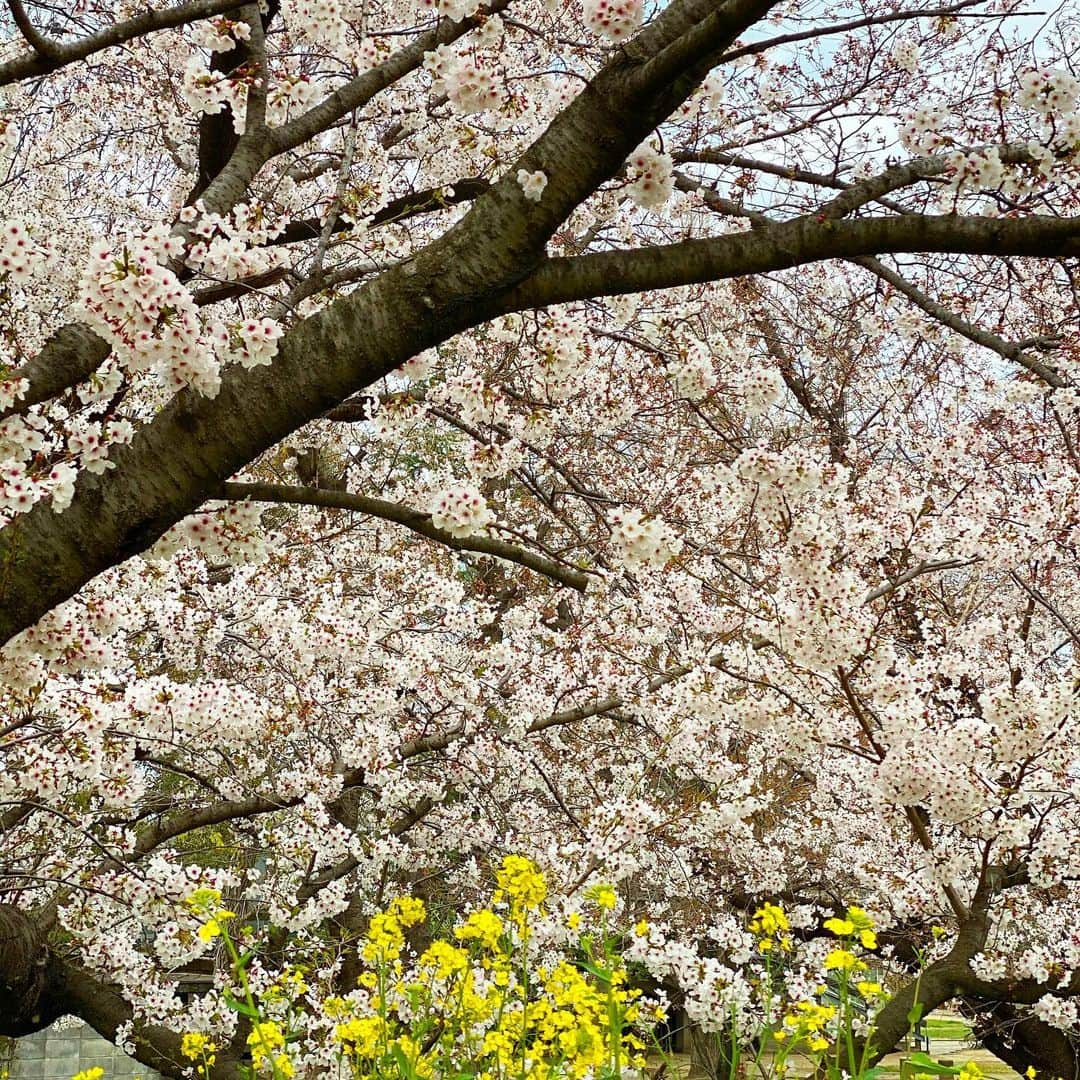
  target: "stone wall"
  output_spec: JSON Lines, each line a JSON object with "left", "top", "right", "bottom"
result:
{"left": 8, "top": 1022, "right": 164, "bottom": 1080}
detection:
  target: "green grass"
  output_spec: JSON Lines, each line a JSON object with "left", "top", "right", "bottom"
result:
{"left": 925, "top": 1017, "right": 973, "bottom": 1040}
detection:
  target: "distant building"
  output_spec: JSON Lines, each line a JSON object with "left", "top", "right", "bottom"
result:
{"left": 7, "top": 1021, "right": 164, "bottom": 1080}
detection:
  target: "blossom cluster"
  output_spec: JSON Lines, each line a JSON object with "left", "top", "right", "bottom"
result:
{"left": 190, "top": 15, "right": 251, "bottom": 52}
{"left": 898, "top": 105, "right": 952, "bottom": 154}
{"left": 149, "top": 501, "right": 274, "bottom": 564}
{"left": 77, "top": 222, "right": 285, "bottom": 399}
{"left": 0, "top": 218, "right": 44, "bottom": 285}
{"left": 890, "top": 36, "right": 920, "bottom": 74}
{"left": 666, "top": 337, "right": 717, "bottom": 401}
{"left": 77, "top": 227, "right": 222, "bottom": 396}
{"left": 424, "top": 43, "right": 504, "bottom": 115}
{"left": 517, "top": 168, "right": 548, "bottom": 202}
{"left": 608, "top": 506, "right": 683, "bottom": 569}
{"left": 582, "top": 0, "right": 643, "bottom": 41}
{"left": 181, "top": 53, "right": 251, "bottom": 131}
{"left": 626, "top": 142, "right": 675, "bottom": 209}
{"left": 179, "top": 201, "right": 290, "bottom": 284}
{"left": 1017, "top": 67, "right": 1080, "bottom": 116}
{"left": 430, "top": 482, "right": 496, "bottom": 537}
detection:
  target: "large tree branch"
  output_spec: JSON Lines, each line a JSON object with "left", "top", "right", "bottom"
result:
{"left": 851, "top": 255, "right": 1067, "bottom": 388}
{"left": 0, "top": 324, "right": 111, "bottom": 423}
{"left": 2, "top": 211, "right": 1074, "bottom": 648}
{"left": 266, "top": 0, "right": 515, "bottom": 155}
{"left": 0, "top": 0, "right": 249, "bottom": 85}
{"left": 7, "top": 0, "right": 61, "bottom": 58}
{"left": 968, "top": 1001, "right": 1080, "bottom": 1080}
{"left": 863, "top": 863, "right": 999, "bottom": 1063}
{"left": 0, "top": 905, "right": 244, "bottom": 1078}
{"left": 219, "top": 481, "right": 591, "bottom": 590}
{"left": 500, "top": 213, "right": 1080, "bottom": 311}
{"left": 59, "top": 961, "right": 247, "bottom": 1080}
{"left": 0, "top": 0, "right": 779, "bottom": 646}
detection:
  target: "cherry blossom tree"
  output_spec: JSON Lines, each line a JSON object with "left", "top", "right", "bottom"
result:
{"left": 2, "top": 0, "right": 1080, "bottom": 1074}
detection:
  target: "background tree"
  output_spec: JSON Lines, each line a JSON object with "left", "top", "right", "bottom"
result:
{"left": 1, "top": 0, "right": 1080, "bottom": 1074}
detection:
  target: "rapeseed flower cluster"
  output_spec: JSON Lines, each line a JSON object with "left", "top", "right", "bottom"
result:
{"left": 170, "top": 878, "right": 930, "bottom": 1080}
{"left": 180, "top": 1032, "right": 219, "bottom": 1076}
{"left": 744, "top": 902, "right": 889, "bottom": 1080}
{"left": 247, "top": 1020, "right": 292, "bottom": 1077}
{"left": 776, "top": 1000, "right": 837, "bottom": 1052}
{"left": 328, "top": 855, "right": 645, "bottom": 1080}
{"left": 749, "top": 901, "right": 793, "bottom": 953}
{"left": 184, "top": 886, "right": 238, "bottom": 943}
{"left": 493, "top": 853, "right": 548, "bottom": 918}
{"left": 823, "top": 905, "right": 876, "bottom": 972}
{"left": 361, "top": 895, "right": 426, "bottom": 964}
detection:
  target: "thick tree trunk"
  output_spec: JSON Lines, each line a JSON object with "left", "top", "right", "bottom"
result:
{"left": 969, "top": 1002, "right": 1080, "bottom": 1080}
{"left": 0, "top": 905, "right": 249, "bottom": 1078}
{"left": 0, "top": 905, "right": 67, "bottom": 1036}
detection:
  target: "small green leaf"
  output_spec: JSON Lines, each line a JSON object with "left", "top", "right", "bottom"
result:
{"left": 577, "top": 958, "right": 613, "bottom": 983}
{"left": 907, "top": 1002, "right": 925, "bottom": 1026}
{"left": 390, "top": 1043, "right": 416, "bottom": 1080}
{"left": 222, "top": 991, "right": 259, "bottom": 1019}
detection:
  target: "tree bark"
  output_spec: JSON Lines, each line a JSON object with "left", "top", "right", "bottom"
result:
{"left": 0, "top": 905, "right": 66, "bottom": 1036}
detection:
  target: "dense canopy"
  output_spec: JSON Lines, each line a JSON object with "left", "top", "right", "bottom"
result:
{"left": 1, "top": 0, "right": 1080, "bottom": 1074}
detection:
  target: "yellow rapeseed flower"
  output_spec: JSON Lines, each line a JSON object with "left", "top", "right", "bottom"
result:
{"left": 335, "top": 1015, "right": 386, "bottom": 1057}
{"left": 824, "top": 948, "right": 865, "bottom": 971}
{"left": 750, "top": 902, "right": 792, "bottom": 952}
{"left": 180, "top": 1033, "right": 218, "bottom": 1062}
{"left": 455, "top": 907, "right": 505, "bottom": 950}
{"left": 184, "top": 887, "right": 222, "bottom": 914}
{"left": 846, "top": 906, "right": 874, "bottom": 930}
{"left": 585, "top": 883, "right": 617, "bottom": 911}
{"left": 419, "top": 939, "right": 469, "bottom": 980}
{"left": 71, "top": 1071, "right": 105, "bottom": 1080}
{"left": 750, "top": 902, "right": 789, "bottom": 937}
{"left": 494, "top": 854, "right": 547, "bottom": 910}
{"left": 197, "top": 909, "right": 237, "bottom": 943}
{"left": 389, "top": 896, "right": 426, "bottom": 926}
{"left": 247, "top": 1020, "right": 287, "bottom": 1073}
{"left": 824, "top": 917, "right": 855, "bottom": 937}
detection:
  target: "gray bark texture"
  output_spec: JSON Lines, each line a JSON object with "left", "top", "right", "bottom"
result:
{"left": 2, "top": 0, "right": 1079, "bottom": 1072}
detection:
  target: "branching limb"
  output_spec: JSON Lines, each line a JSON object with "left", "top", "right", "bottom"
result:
{"left": 0, "top": 0, "right": 250, "bottom": 85}
{"left": 500, "top": 213, "right": 1080, "bottom": 312}
{"left": 269, "top": 177, "right": 491, "bottom": 248}
{"left": 219, "top": 480, "right": 591, "bottom": 591}
{"left": 715, "top": 0, "right": 989, "bottom": 66}
{"left": 852, "top": 255, "right": 1068, "bottom": 388}
{"left": 674, "top": 149, "right": 851, "bottom": 192}
{"left": 864, "top": 558, "right": 981, "bottom": 603}
{"left": 7, "top": 0, "right": 60, "bottom": 57}
{"left": 268, "top": 0, "right": 515, "bottom": 155}
{"left": 0, "top": 324, "right": 111, "bottom": 423}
